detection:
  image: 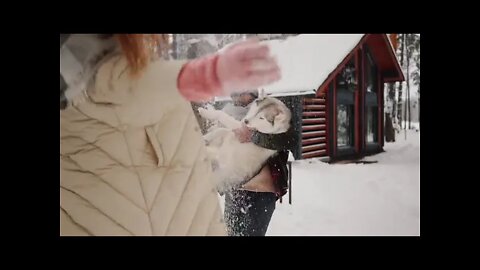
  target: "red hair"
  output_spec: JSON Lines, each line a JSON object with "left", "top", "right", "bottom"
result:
{"left": 116, "top": 34, "right": 169, "bottom": 76}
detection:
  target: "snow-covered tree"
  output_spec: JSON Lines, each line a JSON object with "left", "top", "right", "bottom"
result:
{"left": 397, "top": 34, "right": 405, "bottom": 129}
{"left": 390, "top": 34, "right": 420, "bottom": 131}
{"left": 411, "top": 35, "right": 420, "bottom": 125}
{"left": 385, "top": 33, "right": 420, "bottom": 140}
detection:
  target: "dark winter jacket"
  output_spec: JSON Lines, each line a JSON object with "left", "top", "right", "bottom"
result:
{"left": 251, "top": 130, "right": 292, "bottom": 197}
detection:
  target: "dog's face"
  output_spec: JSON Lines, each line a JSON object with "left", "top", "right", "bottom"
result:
{"left": 242, "top": 97, "right": 291, "bottom": 134}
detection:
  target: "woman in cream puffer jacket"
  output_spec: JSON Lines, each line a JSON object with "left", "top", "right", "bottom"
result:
{"left": 60, "top": 34, "right": 281, "bottom": 236}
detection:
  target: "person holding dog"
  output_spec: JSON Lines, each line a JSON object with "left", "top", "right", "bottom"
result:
{"left": 219, "top": 90, "right": 293, "bottom": 236}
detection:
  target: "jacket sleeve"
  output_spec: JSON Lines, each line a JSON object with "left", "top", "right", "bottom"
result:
{"left": 251, "top": 130, "right": 293, "bottom": 151}
{"left": 86, "top": 55, "right": 224, "bottom": 127}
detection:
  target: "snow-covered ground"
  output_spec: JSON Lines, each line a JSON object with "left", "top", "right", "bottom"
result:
{"left": 266, "top": 129, "right": 420, "bottom": 236}
{"left": 400, "top": 121, "right": 420, "bottom": 131}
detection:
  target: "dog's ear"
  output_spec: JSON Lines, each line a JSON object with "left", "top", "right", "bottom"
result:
{"left": 273, "top": 107, "right": 291, "bottom": 132}
{"left": 272, "top": 111, "right": 287, "bottom": 129}
{"left": 274, "top": 111, "right": 287, "bottom": 125}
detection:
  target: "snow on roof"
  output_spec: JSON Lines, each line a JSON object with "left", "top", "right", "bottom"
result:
{"left": 260, "top": 34, "right": 365, "bottom": 96}
{"left": 213, "top": 89, "right": 317, "bottom": 102}
{"left": 267, "top": 89, "right": 316, "bottom": 98}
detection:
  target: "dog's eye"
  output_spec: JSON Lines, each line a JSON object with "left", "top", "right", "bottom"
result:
{"left": 259, "top": 117, "right": 265, "bottom": 120}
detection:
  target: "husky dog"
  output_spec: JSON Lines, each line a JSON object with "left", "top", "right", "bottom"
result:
{"left": 198, "top": 96, "right": 291, "bottom": 191}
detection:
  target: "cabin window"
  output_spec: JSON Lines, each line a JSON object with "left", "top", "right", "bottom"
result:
{"left": 337, "top": 58, "right": 357, "bottom": 92}
{"left": 366, "top": 50, "right": 377, "bottom": 93}
{"left": 337, "top": 104, "right": 354, "bottom": 147}
{"left": 365, "top": 47, "right": 379, "bottom": 144}
{"left": 366, "top": 106, "right": 378, "bottom": 143}
{"left": 336, "top": 57, "right": 356, "bottom": 149}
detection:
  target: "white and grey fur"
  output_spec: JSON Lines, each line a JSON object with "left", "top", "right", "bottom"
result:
{"left": 198, "top": 96, "right": 291, "bottom": 191}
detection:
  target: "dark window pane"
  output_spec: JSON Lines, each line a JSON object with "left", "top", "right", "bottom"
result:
{"left": 336, "top": 58, "right": 357, "bottom": 92}
{"left": 365, "top": 49, "right": 377, "bottom": 93}
{"left": 366, "top": 106, "right": 378, "bottom": 143}
{"left": 337, "top": 104, "right": 354, "bottom": 147}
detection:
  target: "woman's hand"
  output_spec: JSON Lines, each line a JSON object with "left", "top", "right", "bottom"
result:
{"left": 233, "top": 124, "right": 254, "bottom": 143}
{"left": 217, "top": 39, "right": 281, "bottom": 95}
{"left": 177, "top": 39, "right": 281, "bottom": 102}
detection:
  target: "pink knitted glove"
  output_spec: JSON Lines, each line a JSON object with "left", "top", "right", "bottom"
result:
{"left": 216, "top": 39, "right": 281, "bottom": 94}
{"left": 177, "top": 39, "right": 281, "bottom": 102}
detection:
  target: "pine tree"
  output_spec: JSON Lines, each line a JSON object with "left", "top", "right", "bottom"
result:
{"left": 406, "top": 34, "right": 411, "bottom": 130}
{"left": 411, "top": 35, "right": 420, "bottom": 127}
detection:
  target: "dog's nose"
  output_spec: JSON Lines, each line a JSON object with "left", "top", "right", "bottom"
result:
{"left": 244, "top": 119, "right": 249, "bottom": 124}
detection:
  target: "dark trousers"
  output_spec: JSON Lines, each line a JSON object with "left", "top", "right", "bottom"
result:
{"left": 224, "top": 189, "right": 277, "bottom": 236}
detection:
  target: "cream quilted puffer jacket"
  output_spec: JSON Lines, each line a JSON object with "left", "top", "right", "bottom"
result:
{"left": 60, "top": 54, "right": 226, "bottom": 236}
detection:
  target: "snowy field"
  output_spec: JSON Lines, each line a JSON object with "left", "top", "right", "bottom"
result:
{"left": 265, "top": 129, "right": 420, "bottom": 236}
